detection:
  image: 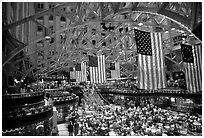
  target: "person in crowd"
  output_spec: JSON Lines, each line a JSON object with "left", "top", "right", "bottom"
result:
{"left": 51, "top": 126, "right": 58, "bottom": 136}
{"left": 68, "top": 122, "right": 74, "bottom": 136}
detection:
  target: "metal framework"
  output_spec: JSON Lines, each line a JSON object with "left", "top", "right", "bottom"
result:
{"left": 2, "top": 2, "right": 202, "bottom": 85}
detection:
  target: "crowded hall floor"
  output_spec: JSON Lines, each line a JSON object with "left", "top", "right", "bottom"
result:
{"left": 56, "top": 84, "right": 202, "bottom": 136}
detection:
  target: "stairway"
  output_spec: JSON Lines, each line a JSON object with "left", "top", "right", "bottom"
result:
{"left": 83, "top": 89, "right": 104, "bottom": 107}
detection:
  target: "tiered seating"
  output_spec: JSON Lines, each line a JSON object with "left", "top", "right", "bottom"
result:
{"left": 2, "top": 91, "right": 53, "bottom": 133}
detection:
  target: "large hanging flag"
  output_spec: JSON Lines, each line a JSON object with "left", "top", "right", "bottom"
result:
{"left": 70, "top": 67, "right": 76, "bottom": 81}
{"left": 75, "top": 62, "right": 87, "bottom": 82}
{"left": 181, "top": 44, "right": 202, "bottom": 93}
{"left": 110, "top": 62, "right": 120, "bottom": 79}
{"left": 134, "top": 29, "right": 166, "bottom": 90}
{"left": 89, "top": 55, "right": 106, "bottom": 84}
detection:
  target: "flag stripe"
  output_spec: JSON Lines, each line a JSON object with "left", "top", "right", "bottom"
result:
{"left": 152, "top": 33, "right": 157, "bottom": 89}
{"left": 197, "top": 46, "right": 202, "bottom": 90}
{"left": 193, "top": 46, "right": 199, "bottom": 92}
{"left": 98, "top": 55, "right": 102, "bottom": 83}
{"left": 103, "top": 55, "right": 106, "bottom": 83}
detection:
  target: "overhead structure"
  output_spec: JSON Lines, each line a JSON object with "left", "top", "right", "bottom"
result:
{"left": 2, "top": 2, "right": 202, "bottom": 87}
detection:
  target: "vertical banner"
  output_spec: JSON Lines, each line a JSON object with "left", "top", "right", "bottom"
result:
{"left": 89, "top": 55, "right": 106, "bottom": 84}
{"left": 70, "top": 67, "right": 76, "bottom": 82}
{"left": 110, "top": 62, "right": 120, "bottom": 79}
{"left": 134, "top": 29, "right": 166, "bottom": 90}
{"left": 181, "top": 44, "right": 202, "bottom": 93}
{"left": 75, "top": 62, "right": 87, "bottom": 82}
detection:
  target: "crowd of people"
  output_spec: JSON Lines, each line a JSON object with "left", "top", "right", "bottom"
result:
{"left": 64, "top": 86, "right": 202, "bottom": 136}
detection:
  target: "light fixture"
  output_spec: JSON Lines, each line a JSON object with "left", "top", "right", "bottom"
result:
{"left": 178, "top": 30, "right": 185, "bottom": 33}
{"left": 44, "top": 28, "right": 51, "bottom": 42}
{"left": 165, "top": 30, "right": 169, "bottom": 33}
{"left": 138, "top": 23, "right": 143, "bottom": 26}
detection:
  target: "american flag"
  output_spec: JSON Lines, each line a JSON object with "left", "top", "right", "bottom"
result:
{"left": 134, "top": 29, "right": 166, "bottom": 90}
{"left": 181, "top": 44, "right": 202, "bottom": 93}
{"left": 89, "top": 55, "right": 106, "bottom": 84}
{"left": 110, "top": 62, "right": 120, "bottom": 79}
{"left": 69, "top": 67, "right": 76, "bottom": 81}
{"left": 75, "top": 62, "right": 87, "bottom": 82}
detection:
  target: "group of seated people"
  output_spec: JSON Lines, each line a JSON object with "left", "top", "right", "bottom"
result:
{"left": 66, "top": 95, "right": 202, "bottom": 136}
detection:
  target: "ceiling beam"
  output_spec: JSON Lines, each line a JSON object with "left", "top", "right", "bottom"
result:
{"left": 157, "top": 2, "right": 169, "bottom": 13}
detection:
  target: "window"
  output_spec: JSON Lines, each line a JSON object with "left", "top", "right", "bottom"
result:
{"left": 49, "top": 50, "right": 55, "bottom": 56}
{"left": 50, "top": 37, "right": 55, "bottom": 43}
{"left": 49, "top": 26, "right": 54, "bottom": 33}
{"left": 37, "top": 40, "right": 43, "bottom": 45}
{"left": 38, "top": 64, "right": 44, "bottom": 68}
{"left": 109, "top": 39, "right": 112, "bottom": 43}
{"left": 61, "top": 8, "right": 66, "bottom": 11}
{"left": 92, "top": 29, "right": 96, "bottom": 35}
{"left": 37, "top": 42, "right": 43, "bottom": 47}
{"left": 50, "top": 61, "right": 54, "bottom": 65}
{"left": 37, "top": 16, "right": 43, "bottom": 20}
{"left": 82, "top": 40, "right": 87, "bottom": 45}
{"left": 49, "top": 15, "right": 53, "bottom": 21}
{"left": 37, "top": 51, "right": 43, "bottom": 56}
{"left": 49, "top": 4, "right": 55, "bottom": 9}
{"left": 92, "top": 40, "right": 96, "bottom": 45}
{"left": 60, "top": 16, "right": 66, "bottom": 22}
{"left": 37, "top": 3, "right": 41, "bottom": 8}
{"left": 37, "top": 3, "right": 44, "bottom": 9}
{"left": 102, "top": 42, "right": 106, "bottom": 46}
{"left": 37, "top": 25, "right": 43, "bottom": 32}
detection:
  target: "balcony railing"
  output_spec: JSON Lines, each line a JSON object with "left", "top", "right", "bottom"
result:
{"left": 99, "top": 87, "right": 202, "bottom": 98}
{"left": 2, "top": 91, "right": 45, "bottom": 108}
{"left": 2, "top": 105, "right": 53, "bottom": 131}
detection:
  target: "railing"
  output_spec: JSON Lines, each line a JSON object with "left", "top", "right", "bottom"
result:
{"left": 52, "top": 94, "right": 79, "bottom": 106}
{"left": 2, "top": 91, "right": 45, "bottom": 108}
{"left": 2, "top": 105, "right": 53, "bottom": 131}
{"left": 3, "top": 91, "right": 45, "bottom": 99}
{"left": 99, "top": 87, "right": 202, "bottom": 98}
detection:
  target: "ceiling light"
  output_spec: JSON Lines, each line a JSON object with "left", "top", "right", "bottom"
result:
{"left": 165, "top": 31, "right": 169, "bottom": 33}
{"left": 178, "top": 30, "right": 185, "bottom": 33}
{"left": 138, "top": 23, "right": 143, "bottom": 26}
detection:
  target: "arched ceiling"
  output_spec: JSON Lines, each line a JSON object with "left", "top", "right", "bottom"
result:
{"left": 2, "top": 2, "right": 202, "bottom": 82}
